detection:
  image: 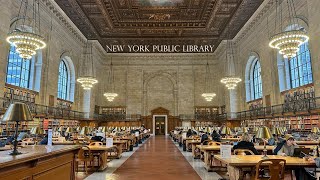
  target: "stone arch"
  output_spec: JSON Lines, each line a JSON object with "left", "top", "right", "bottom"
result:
{"left": 143, "top": 71, "right": 178, "bottom": 116}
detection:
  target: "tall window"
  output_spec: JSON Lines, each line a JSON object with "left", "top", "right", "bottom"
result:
{"left": 288, "top": 42, "right": 313, "bottom": 88}
{"left": 6, "top": 45, "right": 31, "bottom": 89}
{"left": 57, "top": 60, "right": 69, "bottom": 100}
{"left": 245, "top": 54, "right": 263, "bottom": 102}
{"left": 252, "top": 61, "right": 263, "bottom": 99}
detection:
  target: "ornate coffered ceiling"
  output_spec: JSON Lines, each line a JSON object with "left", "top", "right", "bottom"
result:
{"left": 54, "top": 0, "right": 263, "bottom": 52}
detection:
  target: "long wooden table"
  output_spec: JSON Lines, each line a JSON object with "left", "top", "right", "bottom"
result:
{"left": 215, "top": 155, "right": 316, "bottom": 180}
{"left": 197, "top": 144, "right": 316, "bottom": 172}
{"left": 0, "top": 145, "right": 80, "bottom": 180}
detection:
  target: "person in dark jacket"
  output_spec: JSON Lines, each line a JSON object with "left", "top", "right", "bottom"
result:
{"left": 211, "top": 130, "right": 221, "bottom": 142}
{"left": 186, "top": 129, "right": 193, "bottom": 138}
{"left": 91, "top": 133, "right": 104, "bottom": 142}
{"left": 39, "top": 135, "right": 48, "bottom": 145}
{"left": 200, "top": 131, "right": 209, "bottom": 145}
{"left": 233, "top": 133, "right": 259, "bottom": 155}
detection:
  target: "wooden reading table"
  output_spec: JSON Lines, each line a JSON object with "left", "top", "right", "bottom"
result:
{"left": 0, "top": 145, "right": 79, "bottom": 180}
{"left": 215, "top": 155, "right": 316, "bottom": 180}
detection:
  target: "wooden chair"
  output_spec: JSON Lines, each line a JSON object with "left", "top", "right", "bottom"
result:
{"left": 208, "top": 142, "right": 221, "bottom": 146}
{"left": 253, "top": 159, "right": 286, "bottom": 180}
{"left": 89, "top": 142, "right": 103, "bottom": 146}
{"left": 232, "top": 149, "right": 255, "bottom": 179}
{"left": 234, "top": 149, "right": 255, "bottom": 155}
{"left": 76, "top": 146, "right": 93, "bottom": 174}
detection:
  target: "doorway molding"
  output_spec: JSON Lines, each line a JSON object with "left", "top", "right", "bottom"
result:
{"left": 153, "top": 115, "right": 168, "bottom": 136}
{"left": 151, "top": 107, "right": 169, "bottom": 136}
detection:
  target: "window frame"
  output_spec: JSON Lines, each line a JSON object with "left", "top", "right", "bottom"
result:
{"left": 6, "top": 45, "right": 32, "bottom": 89}
{"left": 252, "top": 60, "right": 263, "bottom": 99}
{"left": 57, "top": 60, "right": 69, "bottom": 100}
{"left": 288, "top": 42, "right": 313, "bottom": 89}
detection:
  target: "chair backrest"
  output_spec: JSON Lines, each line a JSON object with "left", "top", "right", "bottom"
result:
{"left": 254, "top": 159, "right": 286, "bottom": 180}
{"left": 78, "top": 146, "right": 92, "bottom": 160}
{"left": 208, "top": 142, "right": 221, "bottom": 146}
{"left": 89, "top": 142, "right": 103, "bottom": 146}
{"left": 234, "top": 149, "right": 255, "bottom": 155}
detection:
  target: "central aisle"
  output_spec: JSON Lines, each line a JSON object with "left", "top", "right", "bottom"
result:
{"left": 111, "top": 136, "right": 201, "bottom": 180}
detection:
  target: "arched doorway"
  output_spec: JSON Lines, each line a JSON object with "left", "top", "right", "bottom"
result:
{"left": 151, "top": 107, "right": 169, "bottom": 135}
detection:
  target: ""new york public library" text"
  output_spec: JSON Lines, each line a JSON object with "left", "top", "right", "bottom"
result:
{"left": 106, "top": 45, "right": 215, "bottom": 53}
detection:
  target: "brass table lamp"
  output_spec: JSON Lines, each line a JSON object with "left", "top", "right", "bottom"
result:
{"left": 80, "top": 126, "right": 90, "bottom": 136}
{"left": 256, "top": 126, "right": 272, "bottom": 159}
{"left": 311, "top": 127, "right": 320, "bottom": 133}
{"left": 271, "top": 127, "right": 282, "bottom": 135}
{"left": 1, "top": 102, "right": 33, "bottom": 155}
{"left": 220, "top": 126, "right": 232, "bottom": 136}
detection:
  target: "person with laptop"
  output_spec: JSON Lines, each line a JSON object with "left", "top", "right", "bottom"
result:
{"left": 277, "top": 134, "right": 299, "bottom": 156}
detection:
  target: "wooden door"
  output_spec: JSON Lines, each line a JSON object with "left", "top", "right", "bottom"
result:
{"left": 155, "top": 116, "right": 165, "bottom": 135}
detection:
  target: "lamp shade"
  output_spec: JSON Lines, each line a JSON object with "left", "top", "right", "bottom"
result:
{"left": 271, "top": 127, "right": 282, "bottom": 135}
{"left": 255, "top": 126, "right": 272, "bottom": 139}
{"left": 241, "top": 127, "right": 248, "bottom": 133}
{"left": 58, "top": 127, "right": 64, "bottom": 132}
{"left": 31, "top": 127, "right": 43, "bottom": 135}
{"left": 80, "top": 126, "right": 90, "bottom": 135}
{"left": 1, "top": 102, "right": 33, "bottom": 122}
{"left": 221, "top": 126, "right": 232, "bottom": 135}
{"left": 311, "top": 127, "right": 320, "bottom": 133}
{"left": 65, "top": 127, "right": 73, "bottom": 133}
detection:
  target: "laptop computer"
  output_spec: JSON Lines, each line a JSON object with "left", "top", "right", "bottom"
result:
{"left": 293, "top": 148, "right": 311, "bottom": 158}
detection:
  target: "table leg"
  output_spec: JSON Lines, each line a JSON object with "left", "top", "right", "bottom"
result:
{"left": 98, "top": 151, "right": 108, "bottom": 171}
{"left": 227, "top": 165, "right": 243, "bottom": 180}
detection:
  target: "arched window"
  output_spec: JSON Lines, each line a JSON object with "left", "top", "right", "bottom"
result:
{"left": 245, "top": 53, "right": 263, "bottom": 101}
{"left": 6, "top": 45, "right": 42, "bottom": 91}
{"left": 57, "top": 56, "right": 75, "bottom": 102}
{"left": 6, "top": 46, "right": 31, "bottom": 88}
{"left": 57, "top": 60, "right": 69, "bottom": 100}
{"left": 277, "top": 24, "right": 313, "bottom": 91}
{"left": 288, "top": 42, "right": 312, "bottom": 88}
{"left": 252, "top": 61, "right": 263, "bottom": 99}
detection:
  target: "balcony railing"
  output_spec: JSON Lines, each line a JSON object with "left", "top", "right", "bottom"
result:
{"left": 230, "top": 97, "right": 320, "bottom": 120}
{"left": 0, "top": 97, "right": 86, "bottom": 120}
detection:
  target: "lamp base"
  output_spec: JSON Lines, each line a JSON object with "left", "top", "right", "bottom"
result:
{"left": 261, "top": 155, "right": 269, "bottom": 159}
{"left": 9, "top": 150, "right": 22, "bottom": 156}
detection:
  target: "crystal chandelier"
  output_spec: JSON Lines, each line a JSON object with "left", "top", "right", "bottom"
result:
{"left": 202, "top": 57, "right": 216, "bottom": 102}
{"left": 221, "top": 39, "right": 241, "bottom": 89}
{"left": 104, "top": 59, "right": 118, "bottom": 102}
{"left": 221, "top": 76, "right": 242, "bottom": 90}
{"left": 77, "top": 42, "right": 98, "bottom": 90}
{"left": 268, "top": 0, "right": 309, "bottom": 59}
{"left": 6, "top": 0, "right": 46, "bottom": 60}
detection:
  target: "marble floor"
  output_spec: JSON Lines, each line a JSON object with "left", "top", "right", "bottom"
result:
{"left": 85, "top": 139, "right": 148, "bottom": 180}
{"left": 173, "top": 139, "right": 223, "bottom": 180}
{"left": 86, "top": 136, "right": 211, "bottom": 180}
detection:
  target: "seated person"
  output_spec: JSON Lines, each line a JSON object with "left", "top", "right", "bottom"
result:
{"left": 211, "top": 130, "right": 221, "bottom": 142}
{"left": 233, "top": 133, "right": 259, "bottom": 155}
{"left": 277, "top": 134, "right": 298, "bottom": 156}
{"left": 17, "top": 132, "right": 29, "bottom": 141}
{"left": 91, "top": 133, "right": 104, "bottom": 142}
{"left": 5, "top": 136, "right": 14, "bottom": 145}
{"left": 200, "top": 131, "right": 209, "bottom": 145}
{"left": 186, "top": 129, "right": 193, "bottom": 138}
{"left": 268, "top": 134, "right": 284, "bottom": 146}
{"left": 39, "top": 135, "right": 48, "bottom": 145}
